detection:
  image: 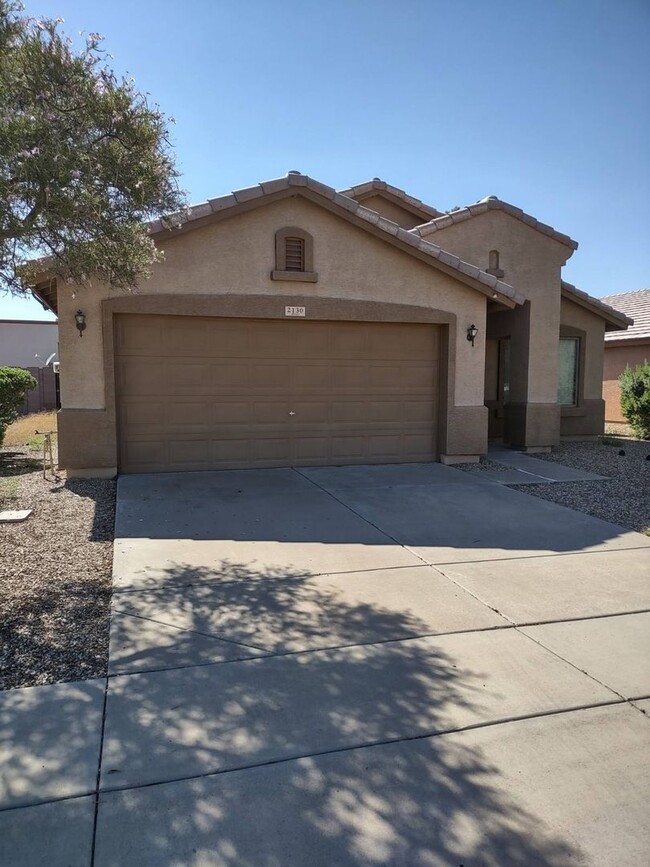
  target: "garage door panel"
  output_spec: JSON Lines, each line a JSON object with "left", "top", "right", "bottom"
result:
{"left": 293, "top": 436, "right": 329, "bottom": 461}
{"left": 292, "top": 364, "right": 331, "bottom": 389}
{"left": 116, "top": 358, "right": 163, "bottom": 395}
{"left": 122, "top": 440, "right": 166, "bottom": 470}
{"left": 167, "top": 362, "right": 213, "bottom": 393}
{"left": 115, "top": 315, "right": 441, "bottom": 473}
{"left": 119, "top": 400, "right": 166, "bottom": 427}
{"left": 212, "top": 402, "right": 252, "bottom": 425}
{"left": 255, "top": 438, "right": 292, "bottom": 461}
{"left": 116, "top": 319, "right": 163, "bottom": 356}
{"left": 329, "top": 365, "right": 368, "bottom": 389}
{"left": 168, "top": 440, "right": 210, "bottom": 467}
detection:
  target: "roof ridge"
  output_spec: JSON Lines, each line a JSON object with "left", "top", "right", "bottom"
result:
{"left": 338, "top": 178, "right": 442, "bottom": 219}
{"left": 600, "top": 288, "right": 650, "bottom": 299}
{"left": 148, "top": 172, "right": 524, "bottom": 307}
{"left": 411, "top": 196, "right": 578, "bottom": 250}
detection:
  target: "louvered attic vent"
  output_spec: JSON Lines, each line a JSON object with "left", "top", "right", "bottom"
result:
{"left": 285, "top": 237, "right": 305, "bottom": 271}
{"left": 271, "top": 227, "right": 318, "bottom": 281}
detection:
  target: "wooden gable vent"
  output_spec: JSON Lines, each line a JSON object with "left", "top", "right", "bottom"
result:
{"left": 284, "top": 236, "right": 305, "bottom": 271}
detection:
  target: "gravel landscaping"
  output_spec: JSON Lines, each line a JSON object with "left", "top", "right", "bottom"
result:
{"left": 518, "top": 439, "right": 650, "bottom": 534}
{"left": 473, "top": 439, "right": 650, "bottom": 536}
{"left": 0, "top": 445, "right": 115, "bottom": 691}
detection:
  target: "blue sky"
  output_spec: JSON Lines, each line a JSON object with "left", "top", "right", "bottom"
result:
{"left": 3, "top": 0, "right": 649, "bottom": 321}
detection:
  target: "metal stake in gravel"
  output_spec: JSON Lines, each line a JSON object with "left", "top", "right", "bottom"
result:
{"left": 36, "top": 429, "right": 56, "bottom": 480}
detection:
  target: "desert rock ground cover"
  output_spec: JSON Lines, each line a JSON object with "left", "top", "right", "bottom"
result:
{"left": 0, "top": 428, "right": 115, "bottom": 690}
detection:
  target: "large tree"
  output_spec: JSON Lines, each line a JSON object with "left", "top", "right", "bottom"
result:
{"left": 0, "top": 1, "right": 186, "bottom": 295}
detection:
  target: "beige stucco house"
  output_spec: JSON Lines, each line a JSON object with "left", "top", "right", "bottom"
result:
{"left": 30, "top": 173, "right": 631, "bottom": 477}
{"left": 600, "top": 289, "right": 649, "bottom": 425}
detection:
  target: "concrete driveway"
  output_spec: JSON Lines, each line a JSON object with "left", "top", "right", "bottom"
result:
{"left": 2, "top": 462, "right": 650, "bottom": 866}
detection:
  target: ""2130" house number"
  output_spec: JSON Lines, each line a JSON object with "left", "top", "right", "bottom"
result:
{"left": 285, "top": 306, "right": 306, "bottom": 317}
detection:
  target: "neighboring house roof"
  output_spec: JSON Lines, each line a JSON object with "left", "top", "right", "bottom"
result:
{"left": 338, "top": 178, "right": 442, "bottom": 222}
{"left": 600, "top": 289, "right": 650, "bottom": 342}
{"left": 561, "top": 281, "right": 632, "bottom": 332}
{"left": 411, "top": 196, "right": 579, "bottom": 251}
{"left": 0, "top": 319, "right": 57, "bottom": 325}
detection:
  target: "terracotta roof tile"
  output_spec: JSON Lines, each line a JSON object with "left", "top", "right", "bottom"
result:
{"left": 147, "top": 173, "right": 524, "bottom": 306}
{"left": 339, "top": 179, "right": 442, "bottom": 220}
{"left": 600, "top": 289, "right": 650, "bottom": 341}
{"left": 413, "top": 196, "right": 579, "bottom": 250}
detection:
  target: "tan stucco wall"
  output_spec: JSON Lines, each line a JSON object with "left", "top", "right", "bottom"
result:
{"left": 424, "top": 209, "right": 571, "bottom": 406}
{"left": 354, "top": 195, "right": 424, "bottom": 229}
{"left": 58, "top": 196, "right": 486, "bottom": 410}
{"left": 560, "top": 297, "right": 606, "bottom": 400}
{"left": 57, "top": 195, "right": 489, "bottom": 470}
{"left": 603, "top": 342, "right": 649, "bottom": 423}
{"left": 559, "top": 297, "right": 606, "bottom": 437}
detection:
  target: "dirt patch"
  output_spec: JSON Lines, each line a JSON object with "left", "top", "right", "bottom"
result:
{"left": 3, "top": 410, "right": 57, "bottom": 449}
{"left": 0, "top": 445, "right": 115, "bottom": 690}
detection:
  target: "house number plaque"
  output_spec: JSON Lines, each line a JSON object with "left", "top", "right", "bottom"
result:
{"left": 285, "top": 306, "right": 306, "bottom": 317}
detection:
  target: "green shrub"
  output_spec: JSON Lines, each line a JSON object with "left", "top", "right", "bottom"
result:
{"left": 619, "top": 361, "right": 650, "bottom": 439}
{"left": 0, "top": 367, "right": 37, "bottom": 446}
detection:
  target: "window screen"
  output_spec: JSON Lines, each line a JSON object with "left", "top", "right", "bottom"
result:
{"left": 558, "top": 337, "right": 579, "bottom": 406}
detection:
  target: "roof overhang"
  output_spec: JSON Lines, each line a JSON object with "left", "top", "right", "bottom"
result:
{"left": 149, "top": 173, "right": 525, "bottom": 309}
{"left": 413, "top": 196, "right": 579, "bottom": 252}
{"left": 30, "top": 274, "right": 58, "bottom": 316}
{"left": 561, "top": 281, "right": 632, "bottom": 331}
{"left": 22, "top": 174, "right": 528, "bottom": 315}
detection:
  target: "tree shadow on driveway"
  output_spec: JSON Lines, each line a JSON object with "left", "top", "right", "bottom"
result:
{"left": 95, "top": 559, "right": 585, "bottom": 866}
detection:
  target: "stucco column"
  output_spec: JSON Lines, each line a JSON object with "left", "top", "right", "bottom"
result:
{"left": 504, "top": 299, "right": 561, "bottom": 450}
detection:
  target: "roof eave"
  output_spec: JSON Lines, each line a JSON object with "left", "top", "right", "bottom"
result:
{"left": 413, "top": 198, "right": 579, "bottom": 251}
{"left": 561, "top": 281, "right": 632, "bottom": 331}
{"left": 151, "top": 174, "right": 524, "bottom": 308}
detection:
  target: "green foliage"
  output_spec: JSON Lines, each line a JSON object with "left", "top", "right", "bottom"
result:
{"left": 619, "top": 361, "right": 650, "bottom": 439}
{"left": 0, "top": 366, "right": 37, "bottom": 445}
{"left": 0, "top": 1, "right": 186, "bottom": 295}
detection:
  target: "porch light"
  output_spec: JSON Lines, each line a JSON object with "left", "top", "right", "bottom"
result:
{"left": 75, "top": 310, "right": 86, "bottom": 337}
{"left": 466, "top": 324, "right": 478, "bottom": 347}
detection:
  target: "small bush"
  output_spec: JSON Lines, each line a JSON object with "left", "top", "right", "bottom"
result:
{"left": 619, "top": 361, "right": 650, "bottom": 439}
{"left": 0, "top": 367, "right": 37, "bottom": 446}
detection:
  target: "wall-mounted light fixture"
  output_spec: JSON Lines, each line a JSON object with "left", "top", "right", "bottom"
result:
{"left": 75, "top": 310, "right": 86, "bottom": 337}
{"left": 466, "top": 324, "right": 478, "bottom": 347}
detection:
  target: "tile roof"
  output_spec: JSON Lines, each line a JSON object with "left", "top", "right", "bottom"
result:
{"left": 561, "top": 281, "right": 632, "bottom": 332}
{"left": 338, "top": 179, "right": 442, "bottom": 220}
{"left": 600, "top": 289, "right": 650, "bottom": 341}
{"left": 148, "top": 172, "right": 525, "bottom": 307}
{"left": 411, "top": 196, "right": 579, "bottom": 250}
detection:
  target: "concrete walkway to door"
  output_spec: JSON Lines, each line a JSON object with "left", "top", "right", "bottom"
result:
{"left": 2, "top": 462, "right": 650, "bottom": 866}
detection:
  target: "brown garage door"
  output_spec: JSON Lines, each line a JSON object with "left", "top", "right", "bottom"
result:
{"left": 115, "top": 314, "right": 441, "bottom": 473}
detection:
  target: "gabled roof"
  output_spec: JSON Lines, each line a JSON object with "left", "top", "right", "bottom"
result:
{"left": 146, "top": 172, "right": 524, "bottom": 307}
{"left": 561, "top": 281, "right": 632, "bottom": 332}
{"left": 30, "top": 173, "right": 527, "bottom": 314}
{"left": 412, "top": 196, "right": 579, "bottom": 250}
{"left": 338, "top": 178, "right": 442, "bottom": 222}
{"left": 600, "top": 289, "right": 649, "bottom": 342}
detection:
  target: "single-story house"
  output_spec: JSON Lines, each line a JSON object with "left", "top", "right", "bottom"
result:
{"left": 600, "top": 289, "right": 649, "bottom": 425}
{"left": 29, "top": 173, "right": 631, "bottom": 477}
{"left": 0, "top": 319, "right": 58, "bottom": 414}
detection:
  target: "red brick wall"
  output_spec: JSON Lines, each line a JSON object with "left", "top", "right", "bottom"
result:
{"left": 603, "top": 343, "right": 650, "bottom": 423}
